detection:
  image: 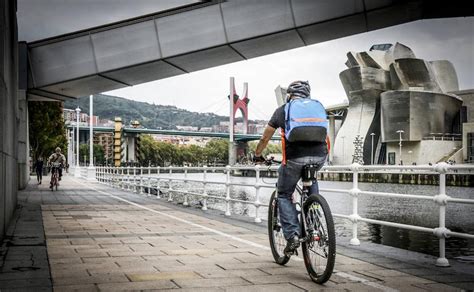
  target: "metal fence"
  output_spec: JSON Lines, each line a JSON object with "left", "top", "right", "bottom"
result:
{"left": 94, "top": 163, "right": 474, "bottom": 267}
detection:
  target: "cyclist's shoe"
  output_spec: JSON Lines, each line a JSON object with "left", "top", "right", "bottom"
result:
{"left": 284, "top": 235, "right": 300, "bottom": 256}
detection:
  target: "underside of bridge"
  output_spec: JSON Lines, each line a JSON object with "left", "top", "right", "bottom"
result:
{"left": 26, "top": 0, "right": 474, "bottom": 101}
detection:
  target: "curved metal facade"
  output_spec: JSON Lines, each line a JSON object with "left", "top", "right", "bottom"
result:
{"left": 381, "top": 91, "right": 462, "bottom": 142}
{"left": 333, "top": 42, "right": 462, "bottom": 165}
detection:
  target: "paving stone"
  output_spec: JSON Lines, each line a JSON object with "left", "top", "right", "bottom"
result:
{"left": 97, "top": 280, "right": 178, "bottom": 291}
{"left": 53, "top": 284, "right": 99, "bottom": 291}
{"left": 242, "top": 273, "right": 311, "bottom": 285}
{"left": 413, "top": 282, "right": 462, "bottom": 291}
{"left": 173, "top": 277, "right": 251, "bottom": 288}
{"left": 0, "top": 270, "right": 50, "bottom": 280}
{"left": 52, "top": 274, "right": 129, "bottom": 286}
{"left": 0, "top": 278, "right": 52, "bottom": 289}
{"left": 358, "top": 269, "right": 410, "bottom": 278}
{"left": 224, "top": 283, "right": 305, "bottom": 292}
{"left": 127, "top": 271, "right": 201, "bottom": 281}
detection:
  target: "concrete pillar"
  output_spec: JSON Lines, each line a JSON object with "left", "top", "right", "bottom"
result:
{"left": 1, "top": 0, "right": 19, "bottom": 238}
{"left": 228, "top": 142, "right": 237, "bottom": 166}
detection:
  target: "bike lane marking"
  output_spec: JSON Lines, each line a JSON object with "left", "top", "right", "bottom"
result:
{"left": 75, "top": 180, "right": 399, "bottom": 291}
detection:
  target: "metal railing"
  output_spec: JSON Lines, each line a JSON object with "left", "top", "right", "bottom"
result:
{"left": 94, "top": 163, "right": 474, "bottom": 267}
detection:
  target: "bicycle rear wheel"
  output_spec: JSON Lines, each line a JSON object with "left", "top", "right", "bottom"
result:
{"left": 302, "top": 194, "right": 336, "bottom": 284}
{"left": 268, "top": 191, "right": 290, "bottom": 265}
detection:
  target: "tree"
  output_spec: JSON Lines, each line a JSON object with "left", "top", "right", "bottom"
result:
{"left": 79, "top": 144, "right": 105, "bottom": 165}
{"left": 204, "top": 139, "right": 228, "bottom": 164}
{"left": 29, "top": 101, "right": 67, "bottom": 161}
{"left": 248, "top": 141, "right": 282, "bottom": 157}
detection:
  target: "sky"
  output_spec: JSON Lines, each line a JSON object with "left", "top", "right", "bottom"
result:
{"left": 17, "top": 1, "right": 473, "bottom": 121}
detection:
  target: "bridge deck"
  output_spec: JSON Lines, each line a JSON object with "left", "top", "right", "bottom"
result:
{"left": 1, "top": 175, "right": 472, "bottom": 291}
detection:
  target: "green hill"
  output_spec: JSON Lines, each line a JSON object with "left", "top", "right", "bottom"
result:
{"left": 64, "top": 94, "right": 234, "bottom": 130}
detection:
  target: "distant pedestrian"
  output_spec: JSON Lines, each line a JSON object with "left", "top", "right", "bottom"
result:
{"left": 35, "top": 157, "right": 44, "bottom": 184}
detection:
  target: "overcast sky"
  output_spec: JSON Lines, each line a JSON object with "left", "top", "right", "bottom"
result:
{"left": 17, "top": 1, "right": 473, "bottom": 121}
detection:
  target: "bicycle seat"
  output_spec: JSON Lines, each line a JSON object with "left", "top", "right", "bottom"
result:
{"left": 301, "top": 164, "right": 319, "bottom": 185}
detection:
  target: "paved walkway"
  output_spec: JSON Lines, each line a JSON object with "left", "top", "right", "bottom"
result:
{"left": 1, "top": 175, "right": 473, "bottom": 291}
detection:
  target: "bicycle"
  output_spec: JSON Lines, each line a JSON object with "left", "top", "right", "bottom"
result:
{"left": 266, "top": 158, "right": 336, "bottom": 284}
{"left": 49, "top": 165, "right": 60, "bottom": 191}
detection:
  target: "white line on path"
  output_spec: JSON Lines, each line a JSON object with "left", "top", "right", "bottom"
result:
{"left": 74, "top": 179, "right": 399, "bottom": 292}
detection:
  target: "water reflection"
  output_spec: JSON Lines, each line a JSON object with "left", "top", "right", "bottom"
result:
{"left": 157, "top": 173, "right": 474, "bottom": 259}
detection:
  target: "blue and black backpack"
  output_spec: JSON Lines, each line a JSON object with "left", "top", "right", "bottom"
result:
{"left": 284, "top": 98, "right": 328, "bottom": 142}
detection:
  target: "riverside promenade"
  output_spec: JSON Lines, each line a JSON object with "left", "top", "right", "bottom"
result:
{"left": 1, "top": 175, "right": 473, "bottom": 291}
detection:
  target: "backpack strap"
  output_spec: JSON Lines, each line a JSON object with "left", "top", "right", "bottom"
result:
{"left": 280, "top": 129, "right": 286, "bottom": 166}
{"left": 284, "top": 101, "right": 293, "bottom": 133}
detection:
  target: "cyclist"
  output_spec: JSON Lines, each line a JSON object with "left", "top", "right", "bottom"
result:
{"left": 254, "top": 80, "right": 328, "bottom": 256}
{"left": 47, "top": 147, "right": 66, "bottom": 189}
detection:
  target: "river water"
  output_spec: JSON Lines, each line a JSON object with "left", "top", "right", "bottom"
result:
{"left": 157, "top": 172, "right": 474, "bottom": 260}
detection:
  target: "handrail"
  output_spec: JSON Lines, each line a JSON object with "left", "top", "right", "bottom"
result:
{"left": 94, "top": 163, "right": 474, "bottom": 267}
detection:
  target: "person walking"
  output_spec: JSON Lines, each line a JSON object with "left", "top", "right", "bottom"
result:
{"left": 35, "top": 157, "right": 44, "bottom": 184}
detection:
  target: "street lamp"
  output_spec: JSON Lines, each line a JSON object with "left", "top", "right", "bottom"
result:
{"left": 370, "top": 133, "right": 375, "bottom": 165}
{"left": 75, "top": 107, "right": 81, "bottom": 177}
{"left": 396, "top": 130, "right": 404, "bottom": 165}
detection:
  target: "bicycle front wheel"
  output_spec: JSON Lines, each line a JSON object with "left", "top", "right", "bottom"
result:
{"left": 302, "top": 194, "right": 336, "bottom": 284}
{"left": 268, "top": 191, "right": 290, "bottom": 265}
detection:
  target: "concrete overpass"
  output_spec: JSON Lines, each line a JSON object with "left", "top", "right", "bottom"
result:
{"left": 68, "top": 125, "right": 280, "bottom": 142}
{"left": 26, "top": 0, "right": 474, "bottom": 101}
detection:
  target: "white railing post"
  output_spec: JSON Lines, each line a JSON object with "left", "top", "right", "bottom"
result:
{"left": 183, "top": 166, "right": 189, "bottom": 206}
{"left": 254, "top": 165, "right": 262, "bottom": 223}
{"left": 156, "top": 178, "right": 161, "bottom": 199}
{"left": 147, "top": 177, "right": 151, "bottom": 197}
{"left": 126, "top": 166, "right": 131, "bottom": 190}
{"left": 139, "top": 166, "right": 144, "bottom": 195}
{"left": 156, "top": 166, "right": 161, "bottom": 199}
{"left": 202, "top": 166, "right": 208, "bottom": 211}
{"left": 168, "top": 168, "right": 173, "bottom": 202}
{"left": 112, "top": 167, "right": 115, "bottom": 186}
{"left": 133, "top": 166, "right": 138, "bottom": 193}
{"left": 119, "top": 166, "right": 125, "bottom": 190}
{"left": 434, "top": 163, "right": 450, "bottom": 267}
{"left": 225, "top": 165, "right": 231, "bottom": 216}
{"left": 349, "top": 163, "right": 361, "bottom": 246}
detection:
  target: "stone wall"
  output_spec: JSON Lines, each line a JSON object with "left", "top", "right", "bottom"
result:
{"left": 1, "top": 0, "right": 19, "bottom": 238}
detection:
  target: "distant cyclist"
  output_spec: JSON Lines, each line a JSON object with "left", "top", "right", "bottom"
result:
{"left": 48, "top": 147, "right": 66, "bottom": 189}
{"left": 254, "top": 80, "right": 328, "bottom": 256}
